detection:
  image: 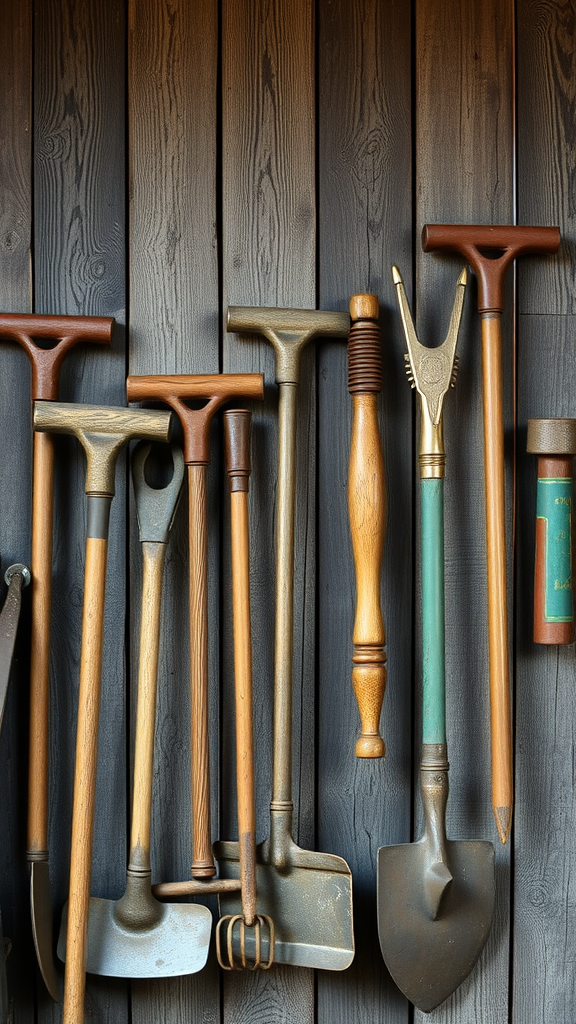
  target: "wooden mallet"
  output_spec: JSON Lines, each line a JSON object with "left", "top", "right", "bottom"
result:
{"left": 422, "top": 224, "right": 560, "bottom": 843}
{"left": 0, "top": 312, "right": 113, "bottom": 1000}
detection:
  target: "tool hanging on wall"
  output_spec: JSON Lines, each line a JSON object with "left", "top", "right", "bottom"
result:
{"left": 0, "top": 561, "right": 31, "bottom": 1024}
{"left": 218, "top": 305, "right": 354, "bottom": 971}
{"left": 378, "top": 266, "right": 495, "bottom": 1012}
{"left": 347, "top": 294, "right": 386, "bottom": 757}
{"left": 422, "top": 224, "right": 560, "bottom": 844}
{"left": 126, "top": 373, "right": 264, "bottom": 893}
{"left": 215, "top": 410, "right": 275, "bottom": 971}
{"left": 527, "top": 418, "right": 576, "bottom": 644}
{"left": 34, "top": 402, "right": 172, "bottom": 1024}
{"left": 0, "top": 313, "right": 113, "bottom": 1000}
{"left": 70, "top": 441, "right": 212, "bottom": 979}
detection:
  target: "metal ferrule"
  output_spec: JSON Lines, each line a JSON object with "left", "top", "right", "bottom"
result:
{"left": 418, "top": 403, "right": 447, "bottom": 479}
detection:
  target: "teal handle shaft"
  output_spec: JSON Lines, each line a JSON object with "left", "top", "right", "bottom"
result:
{"left": 421, "top": 478, "right": 446, "bottom": 745}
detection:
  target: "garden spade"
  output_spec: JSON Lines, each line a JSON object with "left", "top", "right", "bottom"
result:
{"left": 377, "top": 267, "right": 495, "bottom": 1013}
{"left": 218, "top": 306, "right": 354, "bottom": 971}
{"left": 72, "top": 441, "right": 212, "bottom": 978}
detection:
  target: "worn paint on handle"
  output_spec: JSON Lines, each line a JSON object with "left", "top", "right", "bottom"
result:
{"left": 536, "top": 477, "right": 573, "bottom": 623}
{"left": 421, "top": 478, "right": 446, "bottom": 745}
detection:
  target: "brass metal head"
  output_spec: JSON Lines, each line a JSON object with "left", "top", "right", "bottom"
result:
{"left": 392, "top": 265, "right": 467, "bottom": 477}
{"left": 34, "top": 401, "right": 172, "bottom": 495}
{"left": 227, "top": 305, "right": 349, "bottom": 384}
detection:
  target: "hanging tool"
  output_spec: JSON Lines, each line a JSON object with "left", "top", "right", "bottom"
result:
{"left": 125, "top": 373, "right": 264, "bottom": 888}
{"left": 347, "top": 294, "right": 386, "bottom": 757}
{"left": 0, "top": 312, "right": 113, "bottom": 1000}
{"left": 422, "top": 224, "right": 560, "bottom": 844}
{"left": 34, "top": 401, "right": 172, "bottom": 1024}
{"left": 217, "top": 305, "right": 354, "bottom": 970}
{"left": 67, "top": 441, "right": 212, "bottom": 978}
{"left": 378, "top": 266, "right": 495, "bottom": 1012}
{"left": 0, "top": 561, "right": 31, "bottom": 1024}
{"left": 215, "top": 410, "right": 274, "bottom": 971}
{"left": 527, "top": 418, "right": 576, "bottom": 644}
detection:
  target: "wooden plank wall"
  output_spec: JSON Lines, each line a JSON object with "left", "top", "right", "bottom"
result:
{"left": 0, "top": 0, "right": 573, "bottom": 1022}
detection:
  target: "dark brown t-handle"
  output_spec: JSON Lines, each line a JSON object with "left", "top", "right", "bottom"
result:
{"left": 422, "top": 223, "right": 560, "bottom": 845}
{"left": 347, "top": 295, "right": 386, "bottom": 757}
{"left": 126, "top": 374, "right": 264, "bottom": 879}
{"left": 0, "top": 312, "right": 113, "bottom": 1002}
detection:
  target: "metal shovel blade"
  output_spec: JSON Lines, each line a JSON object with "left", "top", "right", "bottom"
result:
{"left": 57, "top": 898, "right": 212, "bottom": 978}
{"left": 30, "top": 861, "right": 61, "bottom": 1000}
{"left": 377, "top": 837, "right": 495, "bottom": 1012}
{"left": 215, "top": 838, "right": 354, "bottom": 970}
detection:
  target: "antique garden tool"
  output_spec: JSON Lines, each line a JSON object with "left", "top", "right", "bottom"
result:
{"left": 220, "top": 305, "right": 354, "bottom": 970}
{"left": 75, "top": 441, "right": 212, "bottom": 978}
{"left": 126, "top": 373, "right": 264, "bottom": 888}
{"left": 347, "top": 294, "right": 386, "bottom": 757}
{"left": 0, "top": 561, "right": 31, "bottom": 1024}
{"left": 378, "top": 266, "right": 495, "bottom": 1013}
{"left": 0, "top": 312, "right": 113, "bottom": 1000}
{"left": 422, "top": 225, "right": 560, "bottom": 843}
{"left": 34, "top": 402, "right": 172, "bottom": 1024}
{"left": 215, "top": 410, "right": 274, "bottom": 971}
{"left": 527, "top": 418, "right": 576, "bottom": 644}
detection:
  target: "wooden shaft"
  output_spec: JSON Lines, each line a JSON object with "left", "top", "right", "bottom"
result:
{"left": 62, "top": 536, "right": 108, "bottom": 1024}
{"left": 533, "top": 456, "right": 574, "bottom": 645}
{"left": 27, "top": 431, "right": 54, "bottom": 857}
{"left": 230, "top": 489, "right": 256, "bottom": 925}
{"left": 129, "top": 541, "right": 166, "bottom": 866}
{"left": 188, "top": 464, "right": 216, "bottom": 877}
{"left": 481, "top": 313, "right": 513, "bottom": 844}
{"left": 348, "top": 392, "right": 386, "bottom": 757}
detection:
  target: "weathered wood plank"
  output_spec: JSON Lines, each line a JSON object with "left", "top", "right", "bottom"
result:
{"left": 33, "top": 0, "right": 127, "bottom": 1020}
{"left": 0, "top": 5, "right": 35, "bottom": 1020}
{"left": 222, "top": 0, "right": 316, "bottom": 1019}
{"left": 128, "top": 0, "right": 220, "bottom": 1020}
{"left": 317, "top": 0, "right": 412, "bottom": 1020}
{"left": 414, "top": 0, "right": 513, "bottom": 1020}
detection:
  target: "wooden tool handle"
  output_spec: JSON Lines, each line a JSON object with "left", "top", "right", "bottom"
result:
{"left": 62, "top": 532, "right": 108, "bottom": 1024}
{"left": 421, "top": 479, "right": 446, "bottom": 744}
{"left": 347, "top": 295, "right": 386, "bottom": 758}
{"left": 27, "top": 431, "right": 54, "bottom": 857}
{"left": 224, "top": 410, "right": 256, "bottom": 924}
{"left": 126, "top": 373, "right": 264, "bottom": 463}
{"left": 0, "top": 312, "right": 113, "bottom": 400}
{"left": 422, "top": 224, "right": 560, "bottom": 312}
{"left": 188, "top": 464, "right": 216, "bottom": 878}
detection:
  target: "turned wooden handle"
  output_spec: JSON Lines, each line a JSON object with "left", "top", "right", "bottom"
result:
{"left": 422, "top": 224, "right": 560, "bottom": 312}
{"left": 527, "top": 418, "right": 576, "bottom": 645}
{"left": 224, "top": 410, "right": 256, "bottom": 923}
{"left": 188, "top": 464, "right": 216, "bottom": 878}
{"left": 347, "top": 295, "right": 386, "bottom": 758}
{"left": 62, "top": 534, "right": 108, "bottom": 1024}
{"left": 126, "top": 373, "right": 264, "bottom": 463}
{"left": 0, "top": 312, "right": 113, "bottom": 400}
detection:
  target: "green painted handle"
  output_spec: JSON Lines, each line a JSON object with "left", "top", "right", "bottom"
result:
{"left": 421, "top": 478, "right": 446, "bottom": 745}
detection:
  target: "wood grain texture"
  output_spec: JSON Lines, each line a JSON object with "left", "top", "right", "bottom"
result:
{"left": 33, "top": 1, "right": 127, "bottom": 1021}
{"left": 128, "top": 0, "right": 221, "bottom": 1018}
{"left": 414, "top": 0, "right": 514, "bottom": 1019}
{"left": 317, "top": 0, "right": 412, "bottom": 1020}
{"left": 222, "top": 0, "right": 316, "bottom": 1017}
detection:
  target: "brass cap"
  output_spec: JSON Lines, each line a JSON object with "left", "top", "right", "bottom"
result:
{"left": 350, "top": 294, "right": 379, "bottom": 321}
{"left": 527, "top": 417, "right": 576, "bottom": 456}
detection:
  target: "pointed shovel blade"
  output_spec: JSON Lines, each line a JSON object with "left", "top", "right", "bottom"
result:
{"left": 377, "top": 838, "right": 495, "bottom": 1012}
{"left": 30, "top": 861, "right": 61, "bottom": 1001}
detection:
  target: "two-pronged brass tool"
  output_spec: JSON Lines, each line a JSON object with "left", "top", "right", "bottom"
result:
{"left": 377, "top": 267, "right": 494, "bottom": 1013}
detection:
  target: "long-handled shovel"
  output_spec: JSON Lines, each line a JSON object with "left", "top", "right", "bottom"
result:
{"left": 34, "top": 401, "right": 172, "bottom": 1024}
{"left": 69, "top": 441, "right": 212, "bottom": 977}
{"left": 0, "top": 313, "right": 113, "bottom": 1000}
{"left": 378, "top": 267, "right": 495, "bottom": 1013}
{"left": 126, "top": 373, "right": 264, "bottom": 890}
{"left": 422, "top": 224, "right": 560, "bottom": 843}
{"left": 218, "top": 306, "right": 354, "bottom": 971}
{"left": 215, "top": 410, "right": 274, "bottom": 971}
